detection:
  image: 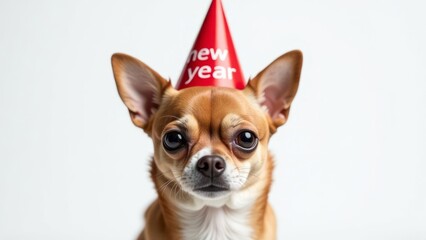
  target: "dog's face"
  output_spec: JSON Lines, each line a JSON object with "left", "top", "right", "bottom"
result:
{"left": 152, "top": 87, "right": 270, "bottom": 200}
{"left": 111, "top": 51, "right": 302, "bottom": 203}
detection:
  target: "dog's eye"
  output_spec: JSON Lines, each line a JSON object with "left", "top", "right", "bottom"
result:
{"left": 234, "top": 131, "right": 258, "bottom": 152}
{"left": 163, "top": 131, "right": 186, "bottom": 152}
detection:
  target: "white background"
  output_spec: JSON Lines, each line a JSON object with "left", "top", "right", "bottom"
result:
{"left": 1, "top": 0, "right": 425, "bottom": 239}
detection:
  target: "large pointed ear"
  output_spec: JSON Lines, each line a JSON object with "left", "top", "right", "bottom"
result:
{"left": 245, "top": 50, "right": 303, "bottom": 131}
{"left": 111, "top": 53, "right": 173, "bottom": 130}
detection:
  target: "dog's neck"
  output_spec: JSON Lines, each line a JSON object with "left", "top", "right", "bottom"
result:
{"left": 150, "top": 156, "right": 273, "bottom": 240}
{"left": 178, "top": 205, "right": 253, "bottom": 240}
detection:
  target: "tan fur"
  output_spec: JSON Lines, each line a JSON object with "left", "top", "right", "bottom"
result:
{"left": 111, "top": 50, "right": 303, "bottom": 240}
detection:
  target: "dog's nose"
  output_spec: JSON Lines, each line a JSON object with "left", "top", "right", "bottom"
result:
{"left": 196, "top": 155, "right": 226, "bottom": 178}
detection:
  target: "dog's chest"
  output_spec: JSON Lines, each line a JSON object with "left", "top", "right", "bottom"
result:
{"left": 178, "top": 206, "right": 253, "bottom": 240}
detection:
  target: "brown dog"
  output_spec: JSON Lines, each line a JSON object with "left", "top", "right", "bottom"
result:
{"left": 111, "top": 50, "right": 302, "bottom": 240}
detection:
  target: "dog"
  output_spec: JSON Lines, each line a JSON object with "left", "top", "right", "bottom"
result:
{"left": 111, "top": 49, "right": 303, "bottom": 240}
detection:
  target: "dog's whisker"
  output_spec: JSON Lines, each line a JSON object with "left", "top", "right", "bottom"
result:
{"left": 158, "top": 179, "right": 174, "bottom": 193}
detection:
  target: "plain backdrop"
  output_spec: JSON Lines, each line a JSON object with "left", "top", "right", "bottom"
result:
{"left": 1, "top": 0, "right": 425, "bottom": 239}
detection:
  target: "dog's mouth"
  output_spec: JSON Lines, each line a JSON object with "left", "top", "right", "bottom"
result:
{"left": 194, "top": 185, "right": 229, "bottom": 192}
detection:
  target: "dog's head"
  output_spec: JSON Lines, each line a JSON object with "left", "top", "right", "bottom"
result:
{"left": 111, "top": 51, "right": 302, "bottom": 205}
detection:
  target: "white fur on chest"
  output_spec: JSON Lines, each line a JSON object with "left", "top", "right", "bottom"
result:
{"left": 178, "top": 205, "right": 253, "bottom": 240}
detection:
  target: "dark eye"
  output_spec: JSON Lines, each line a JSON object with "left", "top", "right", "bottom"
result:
{"left": 234, "top": 131, "right": 258, "bottom": 152}
{"left": 163, "top": 131, "right": 186, "bottom": 152}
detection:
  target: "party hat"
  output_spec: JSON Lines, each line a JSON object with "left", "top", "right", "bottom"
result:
{"left": 175, "top": 0, "right": 245, "bottom": 90}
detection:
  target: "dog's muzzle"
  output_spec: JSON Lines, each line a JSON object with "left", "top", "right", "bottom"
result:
{"left": 193, "top": 155, "right": 229, "bottom": 192}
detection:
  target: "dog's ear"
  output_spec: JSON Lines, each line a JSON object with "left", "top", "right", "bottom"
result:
{"left": 111, "top": 53, "right": 173, "bottom": 129}
{"left": 245, "top": 50, "right": 303, "bottom": 131}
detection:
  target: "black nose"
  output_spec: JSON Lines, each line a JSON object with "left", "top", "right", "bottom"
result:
{"left": 196, "top": 155, "right": 226, "bottom": 178}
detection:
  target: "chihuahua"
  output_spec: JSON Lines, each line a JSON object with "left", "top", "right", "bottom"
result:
{"left": 111, "top": 50, "right": 303, "bottom": 240}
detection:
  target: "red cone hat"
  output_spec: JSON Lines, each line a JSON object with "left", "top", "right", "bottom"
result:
{"left": 176, "top": 0, "right": 245, "bottom": 90}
